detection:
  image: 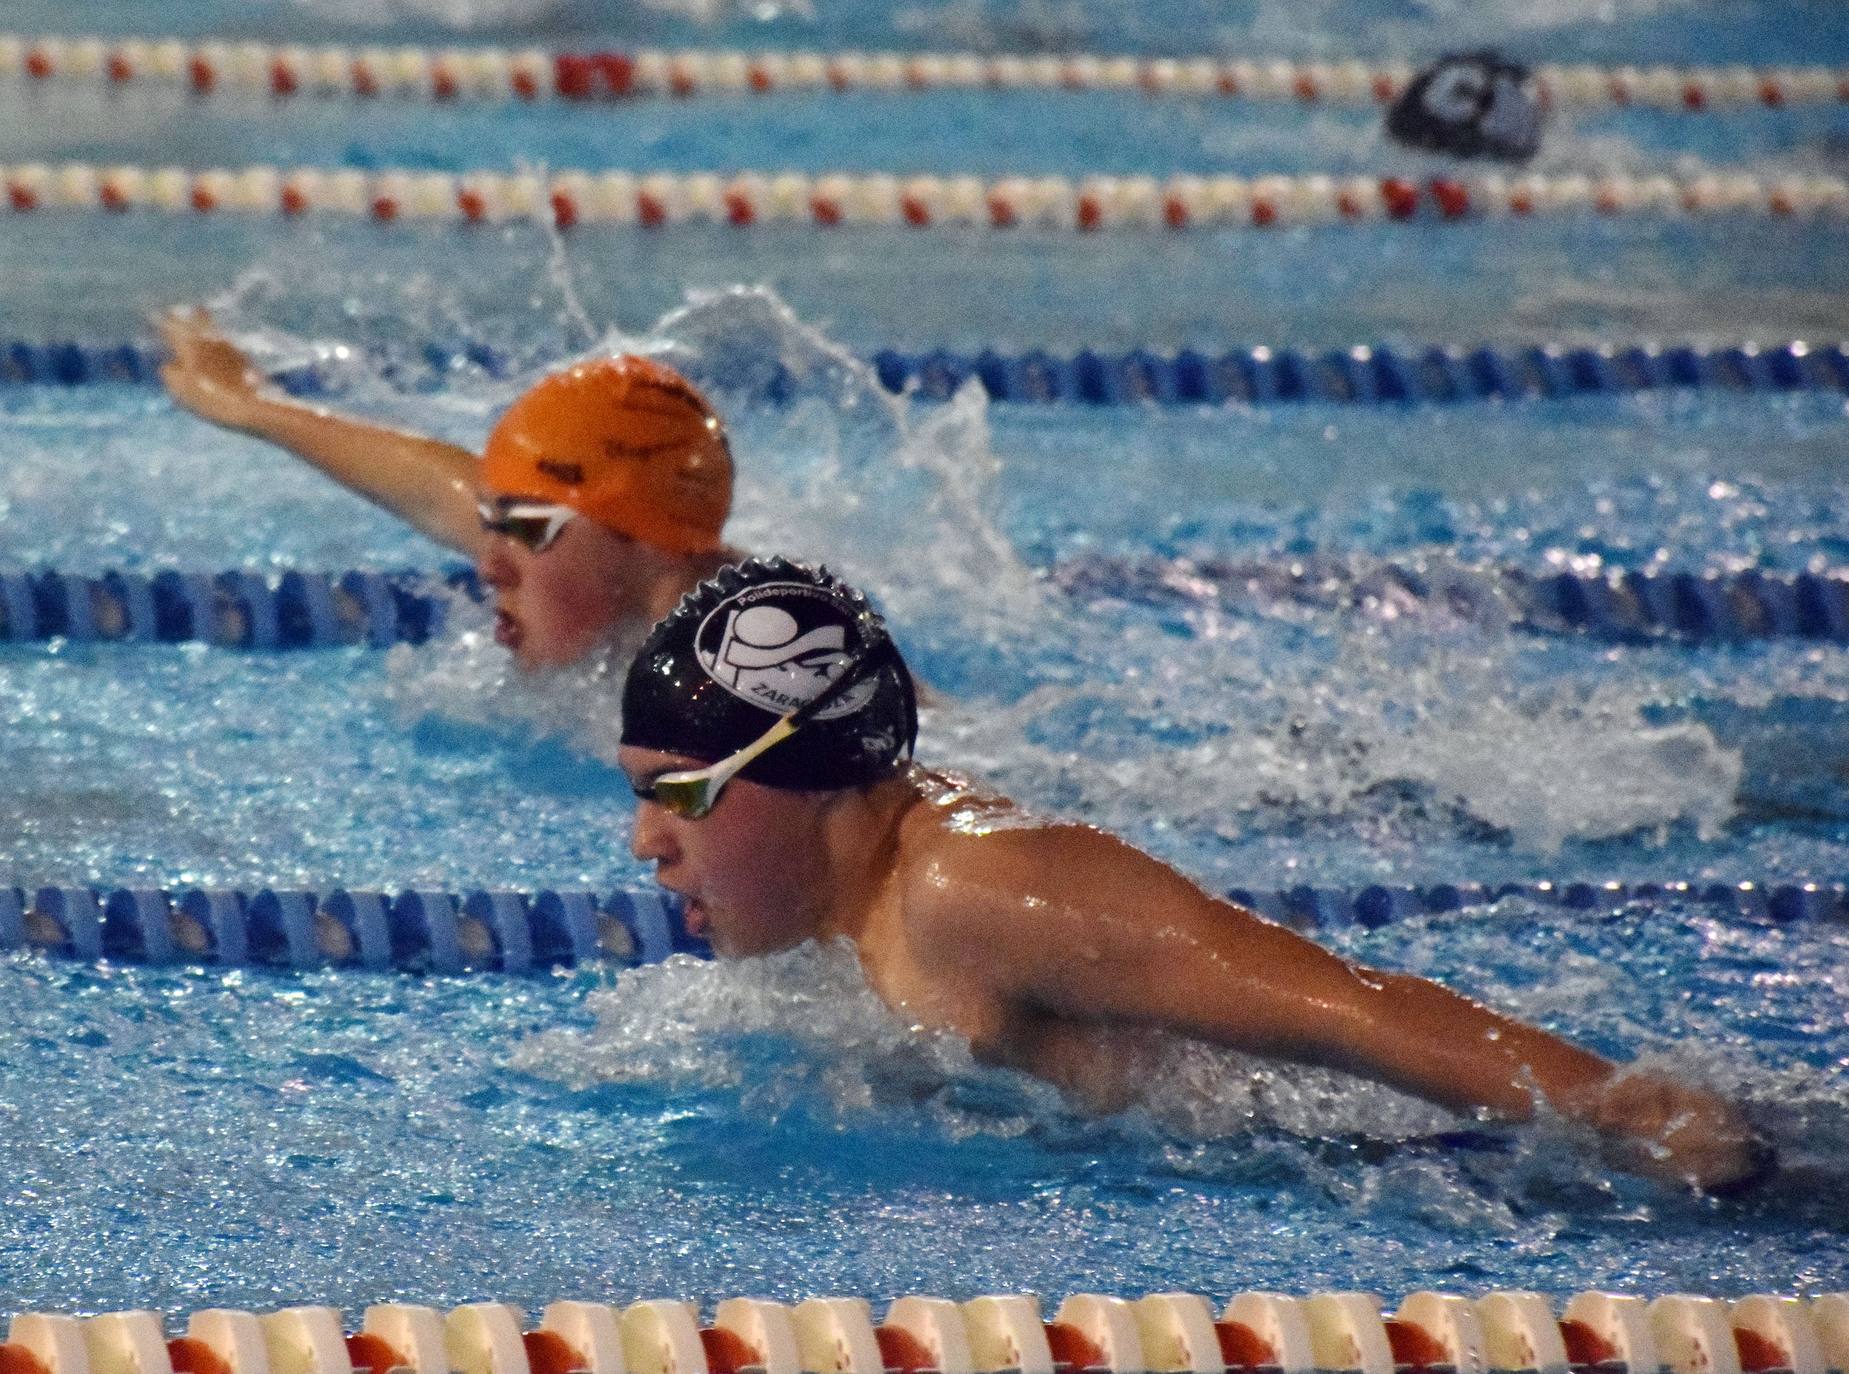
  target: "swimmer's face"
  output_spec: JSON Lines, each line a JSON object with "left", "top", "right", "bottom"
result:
{"left": 476, "top": 505, "right": 653, "bottom": 669}
{"left": 620, "top": 744, "right": 829, "bottom": 958}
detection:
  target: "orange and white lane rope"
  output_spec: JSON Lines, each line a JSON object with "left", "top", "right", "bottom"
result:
{"left": 1, "top": 33, "right": 1846, "bottom": 110}
{"left": 2, "top": 1290, "right": 1847, "bottom": 1374}
{"left": 3, "top": 159, "right": 1847, "bottom": 229}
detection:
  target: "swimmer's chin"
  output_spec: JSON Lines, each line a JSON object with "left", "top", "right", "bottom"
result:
{"left": 495, "top": 617, "right": 574, "bottom": 673}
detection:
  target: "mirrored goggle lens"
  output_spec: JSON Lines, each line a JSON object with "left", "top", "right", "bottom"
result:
{"left": 637, "top": 772, "right": 722, "bottom": 820}
{"left": 477, "top": 500, "right": 574, "bottom": 553}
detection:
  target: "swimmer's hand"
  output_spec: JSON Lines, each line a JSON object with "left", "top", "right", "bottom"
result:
{"left": 157, "top": 308, "right": 270, "bottom": 430}
{"left": 1573, "top": 1070, "right": 1771, "bottom": 1195}
{"left": 155, "top": 306, "right": 482, "bottom": 553}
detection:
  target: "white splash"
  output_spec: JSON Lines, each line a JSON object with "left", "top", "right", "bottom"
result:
{"left": 514, "top": 941, "right": 1042, "bottom": 1126}
{"left": 632, "top": 0, "right": 818, "bottom": 26}
{"left": 1364, "top": 687, "right": 1743, "bottom": 851}
{"left": 204, "top": 277, "right": 1787, "bottom": 859}
{"left": 382, "top": 591, "right": 639, "bottom": 766}
{"left": 515, "top": 938, "right": 1458, "bottom": 1143}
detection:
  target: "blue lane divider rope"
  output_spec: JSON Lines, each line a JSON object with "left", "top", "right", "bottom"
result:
{"left": 0, "top": 568, "right": 460, "bottom": 649}
{"left": 1055, "top": 555, "right": 1849, "bottom": 644}
{"left": 0, "top": 885, "right": 701, "bottom": 974}
{"left": 2, "top": 337, "right": 1847, "bottom": 406}
{"left": 2, "top": 560, "right": 1844, "bottom": 648}
{"left": 2, "top": 881, "right": 1841, "bottom": 973}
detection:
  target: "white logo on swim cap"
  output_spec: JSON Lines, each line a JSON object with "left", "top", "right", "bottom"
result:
{"left": 694, "top": 581, "right": 879, "bottom": 720}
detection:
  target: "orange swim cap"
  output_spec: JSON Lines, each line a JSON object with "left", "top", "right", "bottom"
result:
{"left": 479, "top": 355, "right": 733, "bottom": 554}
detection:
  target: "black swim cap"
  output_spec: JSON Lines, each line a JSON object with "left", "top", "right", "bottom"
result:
{"left": 621, "top": 557, "right": 918, "bottom": 791}
{"left": 1385, "top": 51, "right": 1544, "bottom": 163}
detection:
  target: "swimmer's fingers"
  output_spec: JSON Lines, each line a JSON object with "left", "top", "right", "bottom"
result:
{"left": 154, "top": 306, "right": 216, "bottom": 359}
{"left": 156, "top": 308, "right": 254, "bottom": 374}
{"left": 1588, "top": 1072, "right": 1764, "bottom": 1193}
{"left": 156, "top": 309, "right": 269, "bottom": 425}
{"left": 160, "top": 313, "right": 260, "bottom": 382}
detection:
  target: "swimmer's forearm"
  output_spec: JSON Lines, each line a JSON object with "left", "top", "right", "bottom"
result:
{"left": 229, "top": 391, "right": 483, "bottom": 555}
{"left": 1330, "top": 969, "right": 1613, "bottom": 1121}
{"left": 1337, "top": 971, "right": 1761, "bottom": 1189}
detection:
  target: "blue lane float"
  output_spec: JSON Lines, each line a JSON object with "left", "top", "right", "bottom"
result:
{"left": 3, "top": 337, "right": 1848, "bottom": 407}
{"left": 1, "top": 881, "right": 1842, "bottom": 973}
{"left": 10, "top": 558, "right": 1844, "bottom": 649}
{"left": 2, "top": 886, "right": 700, "bottom": 973}
{"left": 0, "top": 568, "right": 465, "bottom": 648}
{"left": 1056, "top": 555, "right": 1849, "bottom": 644}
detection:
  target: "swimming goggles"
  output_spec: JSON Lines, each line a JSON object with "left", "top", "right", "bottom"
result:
{"left": 633, "top": 639, "right": 897, "bottom": 820}
{"left": 477, "top": 497, "right": 576, "bottom": 554}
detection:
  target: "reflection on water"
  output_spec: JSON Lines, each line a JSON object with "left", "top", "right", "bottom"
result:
{"left": 1, "top": 0, "right": 1845, "bottom": 1320}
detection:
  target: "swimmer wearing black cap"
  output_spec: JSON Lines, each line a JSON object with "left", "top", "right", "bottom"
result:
{"left": 619, "top": 557, "right": 1772, "bottom": 1195}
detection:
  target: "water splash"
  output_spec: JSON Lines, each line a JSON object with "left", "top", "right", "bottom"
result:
{"left": 197, "top": 279, "right": 1826, "bottom": 870}
{"left": 925, "top": 611, "right": 1747, "bottom": 861}
{"left": 382, "top": 594, "right": 641, "bottom": 767}
{"left": 632, "top": 0, "right": 818, "bottom": 25}
{"left": 516, "top": 938, "right": 1461, "bottom": 1145}
{"left": 509, "top": 918, "right": 1846, "bottom": 1229}
{"left": 516, "top": 943, "right": 1006, "bottom": 1119}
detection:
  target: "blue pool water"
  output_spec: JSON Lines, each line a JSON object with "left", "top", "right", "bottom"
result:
{"left": 2, "top": 0, "right": 1848, "bottom": 1318}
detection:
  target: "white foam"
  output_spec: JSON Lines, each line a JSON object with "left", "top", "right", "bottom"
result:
{"left": 382, "top": 592, "right": 639, "bottom": 766}
{"left": 924, "top": 616, "right": 1749, "bottom": 858}
{"left": 202, "top": 280, "right": 1822, "bottom": 862}
{"left": 515, "top": 941, "right": 1044, "bottom": 1126}
{"left": 516, "top": 938, "right": 1461, "bottom": 1145}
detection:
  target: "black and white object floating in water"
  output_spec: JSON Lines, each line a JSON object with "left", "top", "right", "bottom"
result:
{"left": 1385, "top": 52, "right": 1544, "bottom": 163}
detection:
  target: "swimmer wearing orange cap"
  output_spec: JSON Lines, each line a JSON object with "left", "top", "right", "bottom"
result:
{"left": 158, "top": 310, "right": 742, "bottom": 669}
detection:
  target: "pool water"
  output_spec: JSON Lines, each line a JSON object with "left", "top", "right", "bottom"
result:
{"left": 4, "top": 910, "right": 1846, "bottom": 1313}
{"left": 2, "top": 0, "right": 1848, "bottom": 1316}
{"left": 6, "top": 355, "right": 1846, "bottom": 890}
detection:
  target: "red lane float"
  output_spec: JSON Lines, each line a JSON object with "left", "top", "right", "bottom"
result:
{"left": 2, "top": 35, "right": 1845, "bottom": 111}
{"left": 3, "top": 160, "right": 1845, "bottom": 232}
{"left": 0, "top": 1295, "right": 1842, "bottom": 1374}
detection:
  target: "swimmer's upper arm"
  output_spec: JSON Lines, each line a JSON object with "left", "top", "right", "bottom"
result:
{"left": 158, "top": 308, "right": 485, "bottom": 556}
{"left": 904, "top": 824, "right": 1613, "bottom": 1122}
{"left": 907, "top": 823, "right": 1362, "bottom": 1052}
{"left": 242, "top": 398, "right": 486, "bottom": 556}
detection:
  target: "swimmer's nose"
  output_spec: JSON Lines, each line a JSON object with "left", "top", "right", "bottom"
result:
{"left": 477, "top": 539, "right": 517, "bottom": 589}
{"left": 630, "top": 802, "right": 676, "bottom": 864}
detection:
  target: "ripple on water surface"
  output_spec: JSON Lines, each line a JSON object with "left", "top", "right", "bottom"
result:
{"left": 2, "top": 906, "right": 1846, "bottom": 1310}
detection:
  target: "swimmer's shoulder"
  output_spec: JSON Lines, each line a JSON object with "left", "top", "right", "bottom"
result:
{"left": 896, "top": 766, "right": 1093, "bottom": 870}
{"left": 895, "top": 777, "right": 1280, "bottom": 971}
{"left": 886, "top": 768, "right": 1034, "bottom": 951}
{"left": 889, "top": 768, "right": 1158, "bottom": 949}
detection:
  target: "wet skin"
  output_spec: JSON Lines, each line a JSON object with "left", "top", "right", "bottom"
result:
{"left": 477, "top": 515, "right": 659, "bottom": 670}
{"left": 158, "top": 309, "right": 729, "bottom": 672}
{"left": 618, "top": 748, "right": 1764, "bottom": 1191}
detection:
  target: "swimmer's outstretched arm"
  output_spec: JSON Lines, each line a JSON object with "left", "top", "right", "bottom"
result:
{"left": 909, "top": 823, "right": 1763, "bottom": 1192}
{"left": 157, "top": 309, "right": 486, "bottom": 558}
